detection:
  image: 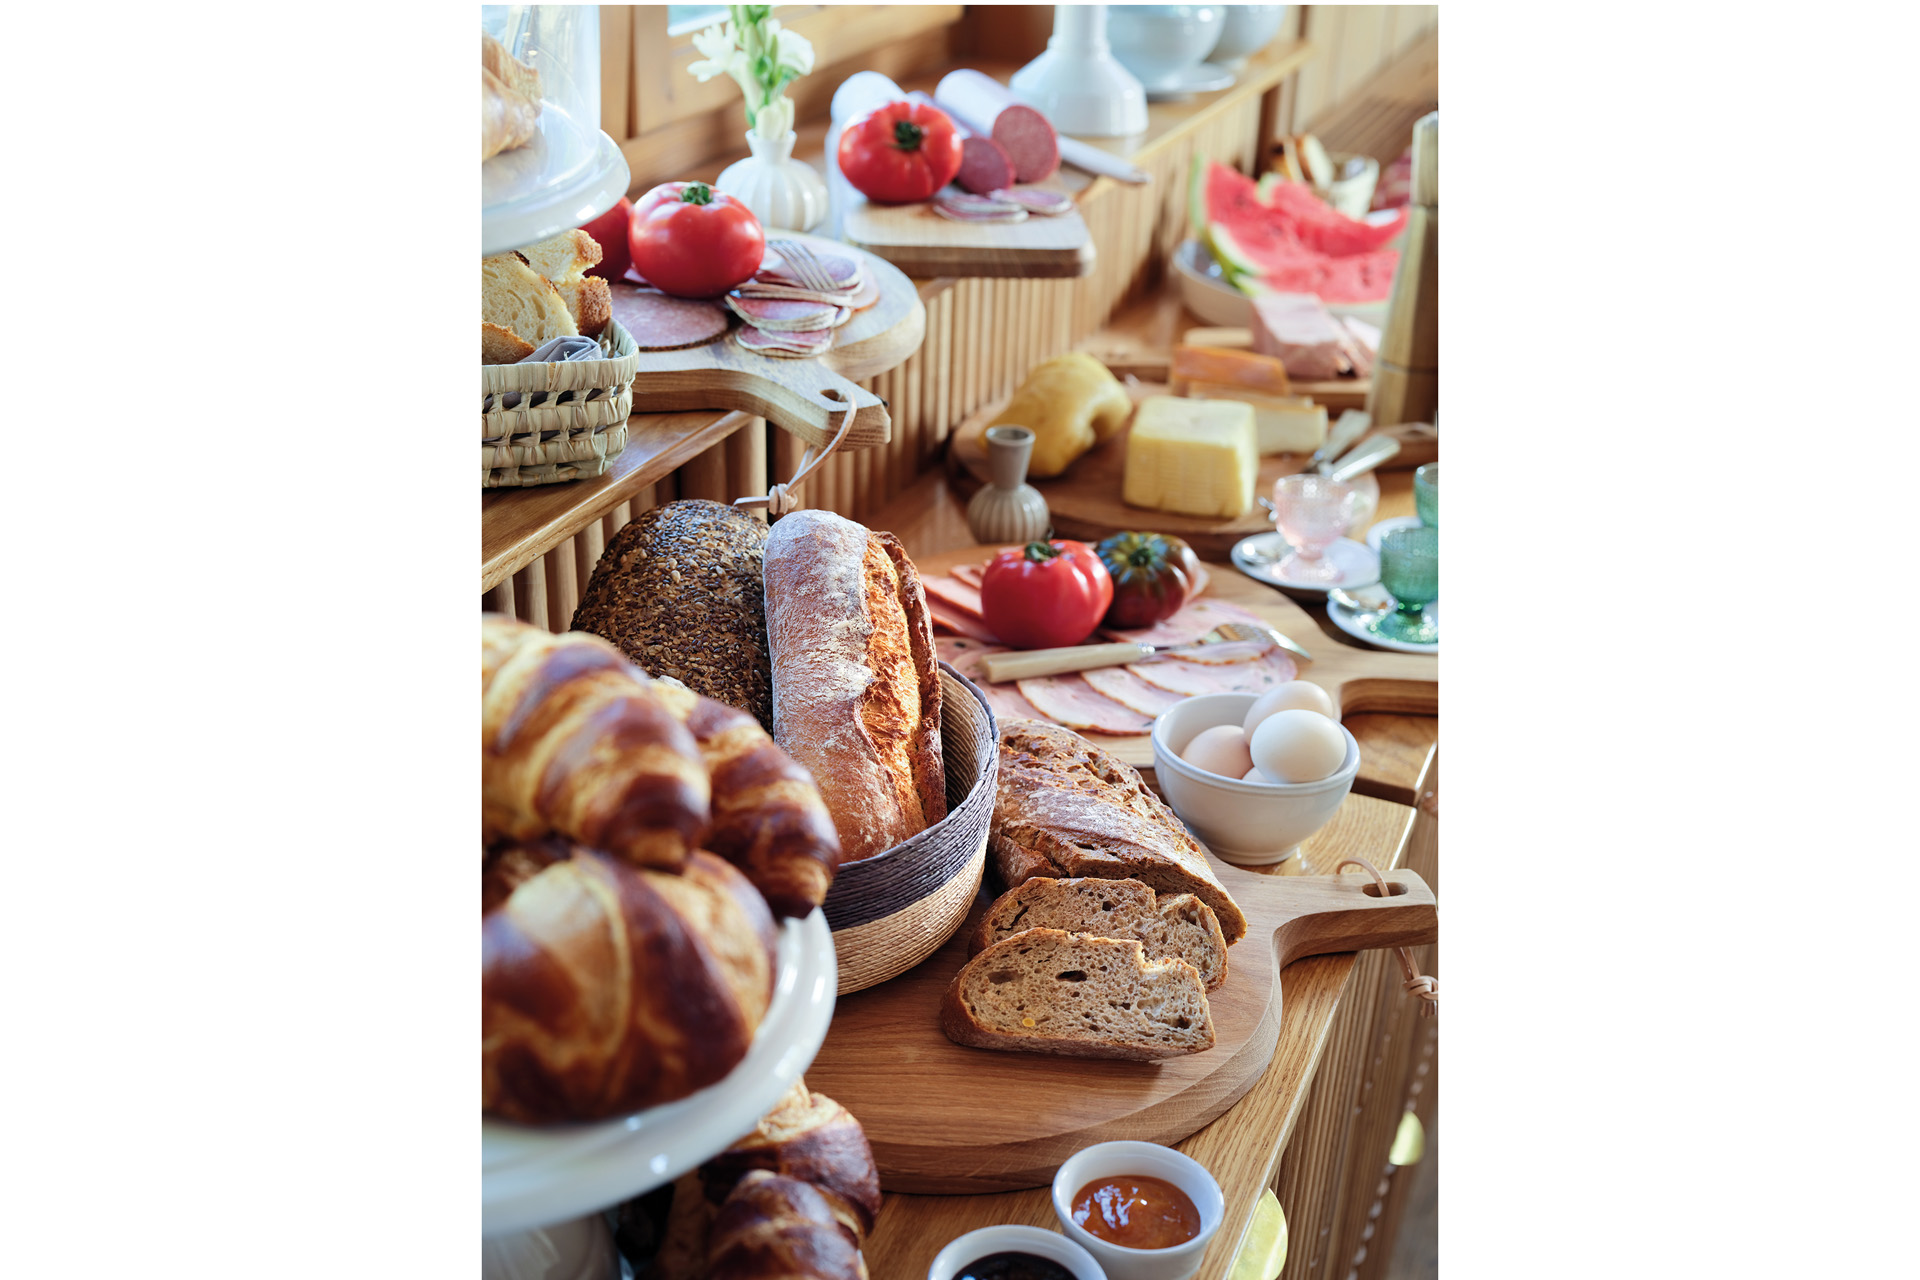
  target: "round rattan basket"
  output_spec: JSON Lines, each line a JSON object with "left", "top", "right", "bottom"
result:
{"left": 822, "top": 662, "right": 999, "bottom": 995}
{"left": 482, "top": 318, "right": 640, "bottom": 488}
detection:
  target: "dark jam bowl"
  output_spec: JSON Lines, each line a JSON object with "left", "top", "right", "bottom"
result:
{"left": 927, "top": 1226, "right": 1107, "bottom": 1280}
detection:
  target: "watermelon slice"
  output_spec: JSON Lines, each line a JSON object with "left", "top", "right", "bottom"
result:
{"left": 1190, "top": 158, "right": 1404, "bottom": 303}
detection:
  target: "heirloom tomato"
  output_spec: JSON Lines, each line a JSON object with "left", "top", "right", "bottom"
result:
{"left": 1095, "top": 531, "right": 1202, "bottom": 629}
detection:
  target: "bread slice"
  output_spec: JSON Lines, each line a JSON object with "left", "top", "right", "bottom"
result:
{"left": 942, "top": 928, "right": 1215, "bottom": 1060}
{"left": 481, "top": 321, "right": 535, "bottom": 365}
{"left": 482, "top": 252, "right": 578, "bottom": 364}
{"left": 509, "top": 230, "right": 612, "bottom": 338}
{"left": 991, "top": 719, "right": 1249, "bottom": 943}
{"left": 968, "top": 876, "right": 1229, "bottom": 991}
{"left": 554, "top": 275, "right": 611, "bottom": 338}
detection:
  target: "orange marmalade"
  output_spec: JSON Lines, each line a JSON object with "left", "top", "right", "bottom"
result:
{"left": 1070, "top": 1174, "right": 1202, "bottom": 1249}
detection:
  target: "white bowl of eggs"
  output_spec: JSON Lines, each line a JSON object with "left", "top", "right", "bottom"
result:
{"left": 1150, "top": 682, "right": 1358, "bottom": 866}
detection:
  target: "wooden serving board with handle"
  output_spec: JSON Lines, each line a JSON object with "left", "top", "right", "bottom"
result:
{"left": 911, "top": 546, "right": 1437, "bottom": 774}
{"left": 805, "top": 858, "right": 1437, "bottom": 1193}
{"left": 843, "top": 182, "right": 1095, "bottom": 279}
{"left": 622, "top": 233, "right": 925, "bottom": 454}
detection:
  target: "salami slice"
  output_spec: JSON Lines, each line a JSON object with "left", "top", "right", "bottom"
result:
{"left": 1102, "top": 598, "right": 1268, "bottom": 648}
{"left": 935, "top": 69, "right": 1061, "bottom": 183}
{"left": 1126, "top": 650, "right": 1298, "bottom": 697}
{"left": 989, "top": 187, "right": 1075, "bottom": 216}
{"left": 1081, "top": 667, "right": 1186, "bottom": 718}
{"left": 934, "top": 195, "right": 1027, "bottom": 224}
{"left": 734, "top": 324, "right": 834, "bottom": 357}
{"left": 1017, "top": 674, "right": 1153, "bottom": 735}
{"left": 956, "top": 136, "right": 1017, "bottom": 196}
{"left": 733, "top": 282, "right": 859, "bottom": 307}
{"left": 846, "top": 275, "right": 881, "bottom": 311}
{"left": 726, "top": 294, "right": 839, "bottom": 331}
{"left": 607, "top": 284, "right": 731, "bottom": 351}
{"left": 936, "top": 637, "right": 1050, "bottom": 724}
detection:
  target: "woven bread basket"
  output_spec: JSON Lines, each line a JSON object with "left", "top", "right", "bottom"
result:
{"left": 822, "top": 662, "right": 999, "bottom": 995}
{"left": 482, "top": 318, "right": 640, "bottom": 489}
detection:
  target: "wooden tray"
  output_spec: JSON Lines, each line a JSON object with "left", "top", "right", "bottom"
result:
{"left": 843, "top": 182, "right": 1095, "bottom": 279}
{"left": 911, "top": 547, "right": 1436, "bottom": 785}
{"left": 805, "top": 860, "right": 1437, "bottom": 1193}
{"left": 622, "top": 233, "right": 924, "bottom": 453}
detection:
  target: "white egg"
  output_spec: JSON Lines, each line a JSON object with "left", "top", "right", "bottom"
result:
{"left": 1244, "top": 681, "right": 1338, "bottom": 736}
{"left": 1249, "top": 709, "right": 1348, "bottom": 784}
{"left": 1182, "top": 724, "right": 1254, "bottom": 779}
{"left": 1242, "top": 767, "right": 1266, "bottom": 783}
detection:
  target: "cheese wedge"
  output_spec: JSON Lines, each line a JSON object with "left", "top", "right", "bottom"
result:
{"left": 1122, "top": 396, "right": 1258, "bottom": 519}
{"left": 1170, "top": 344, "right": 1291, "bottom": 397}
{"left": 1187, "top": 384, "right": 1329, "bottom": 455}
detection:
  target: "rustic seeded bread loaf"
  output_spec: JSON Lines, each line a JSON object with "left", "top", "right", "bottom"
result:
{"left": 968, "top": 876, "right": 1229, "bottom": 990}
{"left": 763, "top": 511, "right": 946, "bottom": 864}
{"left": 572, "top": 501, "right": 775, "bottom": 731}
{"left": 991, "top": 719, "right": 1248, "bottom": 943}
{"left": 482, "top": 251, "right": 579, "bottom": 363}
{"left": 941, "top": 928, "right": 1215, "bottom": 1060}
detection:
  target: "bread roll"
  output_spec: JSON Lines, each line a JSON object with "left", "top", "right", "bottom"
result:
{"left": 482, "top": 615, "right": 709, "bottom": 871}
{"left": 573, "top": 501, "right": 774, "bottom": 730}
{"left": 482, "top": 847, "right": 777, "bottom": 1124}
{"left": 763, "top": 512, "right": 945, "bottom": 863}
{"left": 991, "top": 352, "right": 1132, "bottom": 478}
{"left": 706, "top": 1171, "right": 865, "bottom": 1280}
{"left": 699, "top": 1082, "right": 881, "bottom": 1241}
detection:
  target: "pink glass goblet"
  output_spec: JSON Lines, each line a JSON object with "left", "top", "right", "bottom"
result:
{"left": 1271, "top": 474, "right": 1364, "bottom": 583}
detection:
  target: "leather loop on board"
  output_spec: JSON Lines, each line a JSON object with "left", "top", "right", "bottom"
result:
{"left": 736, "top": 400, "right": 858, "bottom": 515}
{"left": 1336, "top": 857, "right": 1439, "bottom": 1019}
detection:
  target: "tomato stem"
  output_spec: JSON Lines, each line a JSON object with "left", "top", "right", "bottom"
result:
{"left": 1022, "top": 541, "right": 1061, "bottom": 563}
{"left": 680, "top": 182, "right": 714, "bottom": 205}
{"left": 892, "top": 119, "right": 926, "bottom": 151}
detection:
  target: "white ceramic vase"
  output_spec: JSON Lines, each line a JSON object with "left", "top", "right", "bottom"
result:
{"left": 967, "top": 426, "right": 1052, "bottom": 545}
{"left": 716, "top": 129, "right": 828, "bottom": 234}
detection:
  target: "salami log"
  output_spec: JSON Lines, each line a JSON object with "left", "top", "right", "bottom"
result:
{"left": 935, "top": 69, "right": 1061, "bottom": 183}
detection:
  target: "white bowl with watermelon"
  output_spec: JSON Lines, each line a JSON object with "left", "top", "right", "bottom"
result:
{"left": 1178, "top": 158, "right": 1408, "bottom": 329}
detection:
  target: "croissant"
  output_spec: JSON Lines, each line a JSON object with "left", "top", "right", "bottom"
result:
{"left": 652, "top": 679, "right": 842, "bottom": 918}
{"left": 482, "top": 845, "right": 776, "bottom": 1123}
{"left": 706, "top": 1171, "right": 867, "bottom": 1280}
{"left": 483, "top": 615, "right": 710, "bottom": 871}
{"left": 700, "top": 1082, "right": 881, "bottom": 1242}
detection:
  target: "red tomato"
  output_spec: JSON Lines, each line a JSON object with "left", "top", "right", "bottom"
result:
{"left": 979, "top": 541, "right": 1115, "bottom": 650}
{"left": 578, "top": 196, "right": 633, "bottom": 283}
{"left": 628, "top": 181, "right": 765, "bottom": 298}
{"left": 837, "top": 100, "right": 964, "bottom": 204}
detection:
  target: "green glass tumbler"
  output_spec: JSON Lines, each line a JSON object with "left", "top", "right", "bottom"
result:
{"left": 1414, "top": 463, "right": 1438, "bottom": 528}
{"left": 1372, "top": 526, "right": 1438, "bottom": 645}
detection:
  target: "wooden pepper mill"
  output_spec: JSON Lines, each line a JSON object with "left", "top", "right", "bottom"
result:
{"left": 1369, "top": 111, "right": 1438, "bottom": 428}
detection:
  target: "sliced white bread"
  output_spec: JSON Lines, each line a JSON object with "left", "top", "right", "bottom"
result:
{"left": 967, "top": 877, "right": 1229, "bottom": 991}
{"left": 512, "top": 229, "right": 612, "bottom": 338}
{"left": 941, "top": 928, "right": 1215, "bottom": 1060}
{"left": 481, "top": 252, "right": 578, "bottom": 364}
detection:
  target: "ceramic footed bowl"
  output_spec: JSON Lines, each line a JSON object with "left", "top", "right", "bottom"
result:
{"left": 1151, "top": 693, "right": 1359, "bottom": 865}
{"left": 1106, "top": 5, "right": 1227, "bottom": 89}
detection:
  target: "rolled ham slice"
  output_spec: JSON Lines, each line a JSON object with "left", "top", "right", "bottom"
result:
{"left": 1017, "top": 674, "right": 1153, "bottom": 735}
{"left": 1081, "top": 667, "right": 1186, "bottom": 718}
{"left": 936, "top": 68, "right": 1061, "bottom": 183}
{"left": 1127, "top": 650, "right": 1297, "bottom": 697}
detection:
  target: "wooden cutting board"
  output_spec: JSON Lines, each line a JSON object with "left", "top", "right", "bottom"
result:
{"left": 623, "top": 234, "right": 924, "bottom": 453}
{"left": 805, "top": 860, "right": 1438, "bottom": 1193}
{"left": 843, "top": 183, "right": 1095, "bottom": 279}
{"left": 911, "top": 547, "right": 1437, "bottom": 776}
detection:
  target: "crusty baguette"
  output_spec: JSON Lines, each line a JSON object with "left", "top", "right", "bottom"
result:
{"left": 968, "top": 876, "right": 1229, "bottom": 990}
{"left": 991, "top": 719, "right": 1248, "bottom": 943}
{"left": 482, "top": 847, "right": 776, "bottom": 1124}
{"left": 481, "top": 614, "right": 710, "bottom": 870}
{"left": 763, "top": 511, "right": 945, "bottom": 864}
{"left": 941, "top": 928, "right": 1215, "bottom": 1060}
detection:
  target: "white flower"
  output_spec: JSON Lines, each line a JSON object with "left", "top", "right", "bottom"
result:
{"left": 774, "top": 27, "right": 814, "bottom": 78}
{"left": 753, "top": 94, "right": 794, "bottom": 140}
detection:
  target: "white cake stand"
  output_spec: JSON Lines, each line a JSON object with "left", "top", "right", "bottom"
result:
{"left": 481, "top": 909, "right": 838, "bottom": 1238}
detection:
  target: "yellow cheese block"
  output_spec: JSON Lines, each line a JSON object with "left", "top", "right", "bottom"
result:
{"left": 1187, "top": 383, "right": 1329, "bottom": 455}
{"left": 1122, "top": 396, "right": 1259, "bottom": 519}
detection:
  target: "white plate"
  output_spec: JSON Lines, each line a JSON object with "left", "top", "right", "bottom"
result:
{"left": 1231, "top": 533, "right": 1380, "bottom": 596}
{"left": 1327, "top": 585, "right": 1440, "bottom": 655}
{"left": 1142, "top": 62, "right": 1238, "bottom": 101}
{"left": 481, "top": 100, "right": 631, "bottom": 257}
{"left": 1365, "top": 515, "right": 1424, "bottom": 552}
{"left": 481, "top": 909, "right": 837, "bottom": 1236}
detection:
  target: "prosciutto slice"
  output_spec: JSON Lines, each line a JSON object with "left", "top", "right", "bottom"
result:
{"left": 1016, "top": 674, "right": 1154, "bottom": 735}
{"left": 1103, "top": 597, "right": 1267, "bottom": 648}
{"left": 1081, "top": 667, "right": 1186, "bottom": 718}
{"left": 1127, "top": 649, "right": 1298, "bottom": 697}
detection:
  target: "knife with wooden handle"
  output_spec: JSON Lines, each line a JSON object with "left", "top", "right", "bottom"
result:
{"left": 979, "top": 643, "right": 1156, "bottom": 684}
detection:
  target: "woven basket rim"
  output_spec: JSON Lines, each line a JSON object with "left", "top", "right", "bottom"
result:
{"left": 483, "top": 384, "right": 633, "bottom": 442}
{"left": 836, "top": 663, "right": 999, "bottom": 874}
{"left": 480, "top": 317, "right": 640, "bottom": 396}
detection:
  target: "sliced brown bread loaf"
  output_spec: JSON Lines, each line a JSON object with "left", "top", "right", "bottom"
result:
{"left": 991, "top": 719, "right": 1248, "bottom": 943}
{"left": 941, "top": 928, "right": 1215, "bottom": 1061}
{"left": 966, "top": 876, "right": 1229, "bottom": 991}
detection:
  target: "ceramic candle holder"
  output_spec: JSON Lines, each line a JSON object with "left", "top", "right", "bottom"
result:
{"left": 966, "top": 426, "right": 1052, "bottom": 545}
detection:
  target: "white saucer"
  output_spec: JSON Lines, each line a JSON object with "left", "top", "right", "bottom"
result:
{"left": 1328, "top": 584, "right": 1440, "bottom": 654}
{"left": 482, "top": 909, "right": 837, "bottom": 1236}
{"left": 1366, "top": 515, "right": 1424, "bottom": 552}
{"left": 1231, "top": 533, "right": 1380, "bottom": 596}
{"left": 1142, "top": 62, "right": 1237, "bottom": 101}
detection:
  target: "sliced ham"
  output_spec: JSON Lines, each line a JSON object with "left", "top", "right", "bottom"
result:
{"left": 921, "top": 575, "right": 986, "bottom": 620}
{"left": 989, "top": 187, "right": 1074, "bottom": 216}
{"left": 936, "top": 637, "right": 1049, "bottom": 724}
{"left": 1017, "top": 674, "right": 1153, "bottom": 735}
{"left": 1081, "top": 667, "right": 1186, "bottom": 718}
{"left": 1250, "top": 292, "right": 1354, "bottom": 382}
{"left": 1127, "top": 649, "right": 1298, "bottom": 697}
{"left": 949, "top": 562, "right": 985, "bottom": 589}
{"left": 757, "top": 248, "right": 861, "bottom": 291}
{"left": 734, "top": 325, "right": 834, "bottom": 356}
{"left": 727, "top": 294, "right": 839, "bottom": 331}
{"left": 1103, "top": 598, "right": 1269, "bottom": 648}
{"left": 734, "top": 282, "right": 859, "bottom": 306}
{"left": 928, "top": 599, "right": 1000, "bottom": 643}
